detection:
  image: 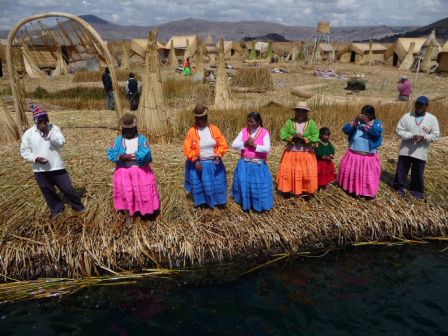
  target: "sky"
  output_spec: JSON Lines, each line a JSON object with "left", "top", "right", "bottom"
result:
{"left": 0, "top": 0, "right": 446, "bottom": 30}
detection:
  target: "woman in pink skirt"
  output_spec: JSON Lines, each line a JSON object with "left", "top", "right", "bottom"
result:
{"left": 338, "top": 105, "right": 383, "bottom": 198}
{"left": 107, "top": 114, "right": 160, "bottom": 227}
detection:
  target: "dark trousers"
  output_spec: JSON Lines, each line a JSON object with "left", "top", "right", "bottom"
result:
{"left": 128, "top": 93, "right": 140, "bottom": 111}
{"left": 393, "top": 155, "right": 426, "bottom": 197}
{"left": 35, "top": 169, "right": 85, "bottom": 214}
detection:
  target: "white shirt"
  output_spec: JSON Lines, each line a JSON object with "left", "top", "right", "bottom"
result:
{"left": 20, "top": 124, "right": 66, "bottom": 172}
{"left": 231, "top": 128, "right": 270, "bottom": 153}
{"left": 396, "top": 112, "right": 440, "bottom": 162}
{"left": 124, "top": 137, "right": 139, "bottom": 154}
{"left": 198, "top": 127, "right": 217, "bottom": 160}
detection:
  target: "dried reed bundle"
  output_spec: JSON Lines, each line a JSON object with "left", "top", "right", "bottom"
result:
{"left": 0, "top": 97, "right": 20, "bottom": 144}
{"left": 137, "top": 31, "right": 171, "bottom": 143}
{"left": 232, "top": 67, "right": 273, "bottom": 91}
{"left": 213, "top": 39, "right": 237, "bottom": 110}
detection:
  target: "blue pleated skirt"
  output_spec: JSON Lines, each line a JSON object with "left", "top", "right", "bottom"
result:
{"left": 185, "top": 159, "right": 228, "bottom": 208}
{"left": 231, "top": 159, "right": 274, "bottom": 212}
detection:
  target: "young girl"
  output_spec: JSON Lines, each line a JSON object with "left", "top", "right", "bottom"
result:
{"left": 315, "top": 127, "right": 336, "bottom": 189}
{"left": 107, "top": 114, "right": 160, "bottom": 227}
{"left": 184, "top": 104, "right": 228, "bottom": 208}
{"left": 231, "top": 112, "right": 273, "bottom": 212}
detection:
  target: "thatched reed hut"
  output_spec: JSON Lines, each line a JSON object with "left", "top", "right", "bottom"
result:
{"left": 314, "top": 43, "right": 334, "bottom": 62}
{"left": 164, "top": 35, "right": 199, "bottom": 59}
{"left": 221, "top": 40, "right": 245, "bottom": 59}
{"left": 130, "top": 38, "right": 166, "bottom": 62}
{"left": 384, "top": 37, "right": 440, "bottom": 69}
{"left": 338, "top": 43, "right": 387, "bottom": 64}
{"left": 437, "top": 41, "right": 448, "bottom": 72}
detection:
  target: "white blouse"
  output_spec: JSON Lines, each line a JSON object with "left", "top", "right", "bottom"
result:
{"left": 231, "top": 128, "right": 270, "bottom": 153}
{"left": 124, "top": 137, "right": 139, "bottom": 154}
{"left": 198, "top": 127, "right": 217, "bottom": 160}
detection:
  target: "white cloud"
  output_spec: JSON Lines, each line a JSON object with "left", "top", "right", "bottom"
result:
{"left": 0, "top": 0, "right": 446, "bottom": 30}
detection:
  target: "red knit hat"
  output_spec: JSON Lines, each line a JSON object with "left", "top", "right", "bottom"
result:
{"left": 31, "top": 104, "right": 48, "bottom": 122}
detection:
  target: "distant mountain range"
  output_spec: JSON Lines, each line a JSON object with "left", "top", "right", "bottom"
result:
{"left": 74, "top": 15, "right": 416, "bottom": 42}
{"left": 375, "top": 17, "right": 448, "bottom": 42}
{"left": 4, "top": 14, "right": 447, "bottom": 43}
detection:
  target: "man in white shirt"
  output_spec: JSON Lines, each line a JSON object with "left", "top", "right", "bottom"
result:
{"left": 393, "top": 96, "right": 440, "bottom": 199}
{"left": 20, "top": 105, "right": 85, "bottom": 218}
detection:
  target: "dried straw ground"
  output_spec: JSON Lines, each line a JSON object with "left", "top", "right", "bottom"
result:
{"left": 0, "top": 100, "right": 447, "bottom": 281}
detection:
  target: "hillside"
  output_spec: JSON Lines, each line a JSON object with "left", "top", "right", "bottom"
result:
{"left": 0, "top": 15, "right": 419, "bottom": 42}
{"left": 377, "top": 17, "right": 448, "bottom": 42}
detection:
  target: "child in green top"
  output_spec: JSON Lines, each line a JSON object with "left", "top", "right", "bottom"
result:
{"left": 315, "top": 127, "right": 336, "bottom": 188}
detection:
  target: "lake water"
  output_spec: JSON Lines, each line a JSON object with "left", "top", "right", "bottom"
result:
{"left": 1, "top": 243, "right": 447, "bottom": 335}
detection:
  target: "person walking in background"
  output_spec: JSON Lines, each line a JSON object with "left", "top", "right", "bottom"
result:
{"left": 107, "top": 114, "right": 160, "bottom": 227}
{"left": 277, "top": 101, "right": 319, "bottom": 199}
{"left": 315, "top": 127, "right": 336, "bottom": 189}
{"left": 231, "top": 112, "right": 274, "bottom": 212}
{"left": 393, "top": 96, "right": 439, "bottom": 199}
{"left": 337, "top": 105, "right": 383, "bottom": 199}
{"left": 397, "top": 76, "right": 412, "bottom": 101}
{"left": 126, "top": 72, "right": 141, "bottom": 111}
{"left": 102, "top": 67, "right": 115, "bottom": 110}
{"left": 20, "top": 105, "right": 85, "bottom": 219}
{"left": 183, "top": 104, "right": 228, "bottom": 209}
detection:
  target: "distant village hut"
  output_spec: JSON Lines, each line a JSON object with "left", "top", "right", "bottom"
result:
{"left": 437, "top": 41, "right": 448, "bottom": 72}
{"left": 338, "top": 43, "right": 387, "bottom": 64}
{"left": 164, "top": 35, "right": 199, "bottom": 60}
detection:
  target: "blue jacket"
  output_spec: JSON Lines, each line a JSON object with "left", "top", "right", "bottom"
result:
{"left": 342, "top": 119, "right": 383, "bottom": 151}
{"left": 107, "top": 135, "right": 152, "bottom": 166}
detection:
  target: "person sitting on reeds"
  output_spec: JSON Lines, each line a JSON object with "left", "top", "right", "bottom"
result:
{"left": 182, "top": 57, "right": 192, "bottom": 76}
{"left": 107, "top": 114, "right": 160, "bottom": 227}
{"left": 184, "top": 104, "right": 228, "bottom": 209}
{"left": 337, "top": 105, "right": 383, "bottom": 199}
{"left": 277, "top": 101, "right": 320, "bottom": 199}
{"left": 316, "top": 127, "right": 336, "bottom": 189}
{"left": 20, "top": 104, "right": 85, "bottom": 220}
{"left": 231, "top": 112, "right": 274, "bottom": 212}
{"left": 393, "top": 96, "right": 440, "bottom": 199}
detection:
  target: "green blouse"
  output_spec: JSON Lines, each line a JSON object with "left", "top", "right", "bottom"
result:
{"left": 280, "top": 119, "right": 320, "bottom": 144}
{"left": 315, "top": 141, "right": 335, "bottom": 159}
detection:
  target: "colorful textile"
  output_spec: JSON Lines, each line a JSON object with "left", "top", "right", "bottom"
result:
{"left": 317, "top": 159, "right": 336, "bottom": 187}
{"left": 185, "top": 159, "right": 227, "bottom": 208}
{"left": 276, "top": 150, "right": 318, "bottom": 195}
{"left": 182, "top": 66, "right": 192, "bottom": 76}
{"left": 183, "top": 124, "right": 228, "bottom": 162}
{"left": 31, "top": 104, "right": 48, "bottom": 121}
{"left": 113, "top": 166, "right": 160, "bottom": 215}
{"left": 232, "top": 159, "right": 273, "bottom": 211}
{"left": 350, "top": 128, "right": 376, "bottom": 154}
{"left": 315, "top": 141, "right": 335, "bottom": 159}
{"left": 241, "top": 127, "right": 269, "bottom": 160}
{"left": 280, "top": 119, "right": 320, "bottom": 145}
{"left": 337, "top": 150, "right": 381, "bottom": 197}
{"left": 398, "top": 80, "right": 412, "bottom": 97}
{"left": 342, "top": 119, "right": 383, "bottom": 151}
{"left": 107, "top": 135, "right": 152, "bottom": 167}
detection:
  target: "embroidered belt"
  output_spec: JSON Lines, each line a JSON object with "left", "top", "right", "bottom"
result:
{"left": 349, "top": 149, "right": 375, "bottom": 157}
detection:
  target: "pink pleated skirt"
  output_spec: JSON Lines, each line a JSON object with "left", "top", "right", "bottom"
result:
{"left": 113, "top": 166, "right": 160, "bottom": 215}
{"left": 337, "top": 150, "right": 381, "bottom": 197}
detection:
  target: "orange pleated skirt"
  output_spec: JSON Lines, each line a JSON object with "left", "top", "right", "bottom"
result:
{"left": 276, "top": 150, "right": 318, "bottom": 195}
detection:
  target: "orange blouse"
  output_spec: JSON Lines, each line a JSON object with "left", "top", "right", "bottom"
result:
{"left": 183, "top": 124, "right": 228, "bottom": 162}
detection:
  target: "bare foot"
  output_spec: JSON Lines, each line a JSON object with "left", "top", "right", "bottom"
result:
{"left": 124, "top": 216, "right": 133, "bottom": 229}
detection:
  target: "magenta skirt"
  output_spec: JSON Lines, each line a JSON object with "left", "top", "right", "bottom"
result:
{"left": 113, "top": 166, "right": 160, "bottom": 215}
{"left": 337, "top": 150, "right": 381, "bottom": 197}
